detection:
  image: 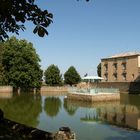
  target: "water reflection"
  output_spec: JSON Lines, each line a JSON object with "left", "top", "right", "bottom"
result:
{"left": 0, "top": 92, "right": 13, "bottom": 98}
{"left": 63, "top": 98, "right": 78, "bottom": 116}
{"left": 0, "top": 92, "right": 42, "bottom": 127}
{"left": 0, "top": 92, "right": 140, "bottom": 140}
{"left": 44, "top": 97, "right": 61, "bottom": 117}
{"left": 65, "top": 97, "right": 140, "bottom": 131}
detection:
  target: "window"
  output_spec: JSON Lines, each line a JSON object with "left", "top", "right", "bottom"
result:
{"left": 122, "top": 73, "right": 127, "bottom": 81}
{"left": 104, "top": 64, "right": 108, "bottom": 71}
{"left": 122, "top": 62, "right": 126, "bottom": 70}
{"left": 113, "top": 62, "right": 117, "bottom": 70}
{"left": 132, "top": 74, "right": 134, "bottom": 79}
{"left": 113, "top": 73, "right": 117, "bottom": 81}
{"left": 104, "top": 73, "right": 108, "bottom": 81}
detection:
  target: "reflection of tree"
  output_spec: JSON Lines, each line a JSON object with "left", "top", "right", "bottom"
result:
{"left": 80, "top": 113, "right": 100, "bottom": 122}
{"left": 80, "top": 108, "right": 101, "bottom": 123}
{"left": 63, "top": 98, "right": 78, "bottom": 116}
{"left": 44, "top": 97, "right": 61, "bottom": 117}
{"left": 0, "top": 93, "right": 42, "bottom": 127}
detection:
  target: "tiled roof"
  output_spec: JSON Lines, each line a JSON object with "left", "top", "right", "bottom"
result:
{"left": 110, "top": 51, "right": 140, "bottom": 58}
{"left": 103, "top": 51, "right": 140, "bottom": 59}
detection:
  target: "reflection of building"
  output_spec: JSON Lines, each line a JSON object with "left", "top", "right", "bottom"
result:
{"left": 101, "top": 52, "right": 140, "bottom": 82}
{"left": 80, "top": 104, "right": 140, "bottom": 130}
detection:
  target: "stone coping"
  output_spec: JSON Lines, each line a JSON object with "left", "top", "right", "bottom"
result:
{"left": 67, "top": 92, "right": 120, "bottom": 102}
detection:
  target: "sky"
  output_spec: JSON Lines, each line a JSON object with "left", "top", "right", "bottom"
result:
{"left": 11, "top": 0, "right": 140, "bottom": 77}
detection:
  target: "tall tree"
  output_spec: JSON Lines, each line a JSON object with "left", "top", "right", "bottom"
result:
{"left": 2, "top": 36, "right": 42, "bottom": 89}
{"left": 44, "top": 64, "right": 63, "bottom": 86}
{"left": 97, "top": 63, "right": 101, "bottom": 77}
{"left": 64, "top": 66, "right": 81, "bottom": 86}
{"left": 0, "top": 42, "right": 7, "bottom": 85}
{"left": 0, "top": 0, "right": 89, "bottom": 41}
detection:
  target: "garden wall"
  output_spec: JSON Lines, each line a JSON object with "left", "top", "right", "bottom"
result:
{"left": 0, "top": 86, "right": 13, "bottom": 93}
{"left": 91, "top": 82, "right": 140, "bottom": 94}
{"left": 40, "top": 86, "right": 69, "bottom": 92}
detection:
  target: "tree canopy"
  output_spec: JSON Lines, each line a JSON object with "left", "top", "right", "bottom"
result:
{"left": 0, "top": 0, "right": 53, "bottom": 41}
{"left": 0, "top": 42, "right": 7, "bottom": 84}
{"left": 0, "top": 36, "right": 42, "bottom": 89}
{"left": 0, "top": 0, "right": 89, "bottom": 41}
{"left": 97, "top": 63, "right": 101, "bottom": 77}
{"left": 64, "top": 66, "right": 81, "bottom": 86}
{"left": 44, "top": 64, "right": 63, "bottom": 86}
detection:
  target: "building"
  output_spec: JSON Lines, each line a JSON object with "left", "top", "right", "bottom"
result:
{"left": 101, "top": 52, "right": 140, "bottom": 82}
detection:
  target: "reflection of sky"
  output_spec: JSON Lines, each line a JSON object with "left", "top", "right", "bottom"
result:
{"left": 37, "top": 95, "right": 140, "bottom": 140}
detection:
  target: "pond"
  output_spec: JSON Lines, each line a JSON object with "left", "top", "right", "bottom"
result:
{"left": 0, "top": 92, "right": 140, "bottom": 140}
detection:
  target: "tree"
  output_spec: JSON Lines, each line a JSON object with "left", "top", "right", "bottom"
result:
{"left": 97, "top": 63, "right": 101, "bottom": 77}
{"left": 0, "top": 0, "right": 53, "bottom": 41}
{"left": 0, "top": 0, "right": 89, "bottom": 41}
{"left": 44, "top": 64, "right": 63, "bottom": 86}
{"left": 1, "top": 36, "right": 42, "bottom": 89}
{"left": 64, "top": 66, "right": 81, "bottom": 86}
{"left": 0, "top": 42, "right": 7, "bottom": 85}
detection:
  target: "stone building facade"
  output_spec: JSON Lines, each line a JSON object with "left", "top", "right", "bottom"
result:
{"left": 101, "top": 52, "right": 140, "bottom": 82}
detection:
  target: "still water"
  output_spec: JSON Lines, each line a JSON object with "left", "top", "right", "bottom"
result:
{"left": 0, "top": 92, "right": 140, "bottom": 140}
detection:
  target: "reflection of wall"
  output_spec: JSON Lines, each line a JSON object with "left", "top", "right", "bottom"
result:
{"left": 64, "top": 98, "right": 119, "bottom": 108}
{"left": 76, "top": 98, "right": 140, "bottom": 130}
{"left": 98, "top": 105, "right": 140, "bottom": 130}
{"left": 0, "top": 92, "right": 13, "bottom": 98}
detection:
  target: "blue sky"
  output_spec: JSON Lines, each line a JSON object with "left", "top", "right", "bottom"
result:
{"left": 12, "top": 0, "right": 140, "bottom": 76}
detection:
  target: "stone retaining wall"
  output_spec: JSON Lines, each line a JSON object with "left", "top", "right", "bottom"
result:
{"left": 91, "top": 82, "right": 140, "bottom": 94}
{"left": 0, "top": 86, "right": 13, "bottom": 93}
{"left": 40, "top": 86, "right": 69, "bottom": 92}
{"left": 67, "top": 93, "right": 120, "bottom": 102}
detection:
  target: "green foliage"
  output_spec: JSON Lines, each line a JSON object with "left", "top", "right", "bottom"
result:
{"left": 44, "top": 64, "right": 63, "bottom": 86}
{"left": 97, "top": 63, "right": 101, "bottom": 77}
{"left": 0, "top": 0, "right": 90, "bottom": 41}
{"left": 1, "top": 36, "right": 42, "bottom": 89}
{"left": 0, "top": 0, "right": 53, "bottom": 41}
{"left": 64, "top": 66, "right": 81, "bottom": 86}
{"left": 0, "top": 43, "right": 7, "bottom": 85}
